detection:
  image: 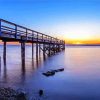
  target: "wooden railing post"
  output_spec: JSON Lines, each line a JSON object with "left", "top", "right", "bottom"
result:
{"left": 32, "top": 32, "right": 34, "bottom": 41}
{"left": 0, "top": 19, "right": 1, "bottom": 35}
{"left": 26, "top": 29, "right": 28, "bottom": 40}
{"left": 37, "top": 33, "right": 38, "bottom": 42}
{"left": 15, "top": 25, "right": 17, "bottom": 38}
{"left": 42, "top": 34, "right": 43, "bottom": 42}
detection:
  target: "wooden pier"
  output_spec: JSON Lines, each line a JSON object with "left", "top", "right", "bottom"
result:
{"left": 0, "top": 19, "right": 65, "bottom": 66}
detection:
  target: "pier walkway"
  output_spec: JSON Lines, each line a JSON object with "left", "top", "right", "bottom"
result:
{"left": 0, "top": 19, "right": 65, "bottom": 66}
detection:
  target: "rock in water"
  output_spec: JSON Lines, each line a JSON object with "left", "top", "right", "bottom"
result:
{"left": 42, "top": 68, "right": 64, "bottom": 77}
{"left": 16, "top": 92, "right": 26, "bottom": 100}
{"left": 0, "top": 87, "right": 27, "bottom": 100}
{"left": 43, "top": 71, "right": 55, "bottom": 77}
{"left": 57, "top": 68, "right": 64, "bottom": 72}
{"left": 39, "top": 90, "right": 43, "bottom": 97}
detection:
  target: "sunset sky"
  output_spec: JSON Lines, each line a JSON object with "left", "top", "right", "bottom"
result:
{"left": 0, "top": 0, "right": 100, "bottom": 44}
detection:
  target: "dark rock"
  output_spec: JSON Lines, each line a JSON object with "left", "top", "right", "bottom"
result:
{"left": 39, "top": 90, "right": 43, "bottom": 97}
{"left": 16, "top": 92, "right": 26, "bottom": 100}
{"left": 43, "top": 71, "right": 55, "bottom": 77}
{"left": 57, "top": 68, "right": 64, "bottom": 72}
{"left": 0, "top": 87, "right": 27, "bottom": 100}
{"left": 42, "top": 68, "right": 64, "bottom": 77}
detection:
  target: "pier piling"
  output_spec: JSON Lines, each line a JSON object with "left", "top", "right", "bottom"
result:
{"left": 36, "top": 43, "right": 38, "bottom": 61}
{"left": 21, "top": 42, "right": 25, "bottom": 67}
{"left": 39, "top": 44, "right": 41, "bottom": 56}
{"left": 3, "top": 41, "right": 7, "bottom": 65}
{"left": 32, "top": 43, "right": 34, "bottom": 59}
{"left": 43, "top": 44, "right": 46, "bottom": 60}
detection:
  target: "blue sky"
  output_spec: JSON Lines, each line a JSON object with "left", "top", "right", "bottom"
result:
{"left": 0, "top": 0, "right": 100, "bottom": 41}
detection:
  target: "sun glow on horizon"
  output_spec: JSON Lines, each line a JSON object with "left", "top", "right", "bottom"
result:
{"left": 74, "top": 42, "right": 82, "bottom": 44}
{"left": 49, "top": 21, "right": 100, "bottom": 44}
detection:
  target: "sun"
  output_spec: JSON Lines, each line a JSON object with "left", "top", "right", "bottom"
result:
{"left": 75, "top": 42, "right": 82, "bottom": 44}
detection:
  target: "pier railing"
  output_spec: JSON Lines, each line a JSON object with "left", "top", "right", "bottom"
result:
{"left": 0, "top": 19, "right": 65, "bottom": 44}
{"left": 0, "top": 19, "right": 65, "bottom": 66}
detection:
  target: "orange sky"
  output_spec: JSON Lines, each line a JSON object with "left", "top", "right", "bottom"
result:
{"left": 0, "top": 39, "right": 100, "bottom": 45}
{"left": 65, "top": 39, "right": 100, "bottom": 44}
{"left": 0, "top": 40, "right": 31, "bottom": 45}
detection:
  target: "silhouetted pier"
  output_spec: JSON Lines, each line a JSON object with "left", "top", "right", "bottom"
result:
{"left": 0, "top": 19, "right": 65, "bottom": 66}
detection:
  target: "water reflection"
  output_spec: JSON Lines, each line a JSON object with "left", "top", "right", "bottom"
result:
{"left": 21, "top": 64, "right": 26, "bottom": 84}
{"left": 2, "top": 55, "right": 44, "bottom": 82}
{"left": 1, "top": 46, "right": 100, "bottom": 100}
{"left": 32, "top": 59, "right": 34, "bottom": 70}
{"left": 3, "top": 57, "right": 6, "bottom": 67}
{"left": 0, "top": 57, "right": 1, "bottom": 75}
{"left": 3, "top": 64, "right": 7, "bottom": 80}
{"left": 21, "top": 62, "right": 26, "bottom": 75}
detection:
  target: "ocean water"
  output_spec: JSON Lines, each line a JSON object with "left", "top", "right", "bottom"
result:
{"left": 0, "top": 45, "right": 100, "bottom": 100}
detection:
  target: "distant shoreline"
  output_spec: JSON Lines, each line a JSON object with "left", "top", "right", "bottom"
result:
{"left": 0, "top": 44, "right": 100, "bottom": 46}
{"left": 66, "top": 44, "right": 100, "bottom": 46}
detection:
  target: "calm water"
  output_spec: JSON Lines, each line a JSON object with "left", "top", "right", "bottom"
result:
{"left": 0, "top": 45, "right": 100, "bottom": 100}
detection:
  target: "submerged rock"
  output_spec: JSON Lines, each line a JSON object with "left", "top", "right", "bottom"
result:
{"left": 0, "top": 87, "right": 16, "bottom": 98}
{"left": 43, "top": 68, "right": 64, "bottom": 77}
{"left": 16, "top": 92, "right": 26, "bottom": 100}
{"left": 0, "top": 87, "right": 27, "bottom": 100}
{"left": 52, "top": 68, "right": 64, "bottom": 72}
{"left": 39, "top": 90, "right": 44, "bottom": 97}
{"left": 43, "top": 71, "right": 55, "bottom": 76}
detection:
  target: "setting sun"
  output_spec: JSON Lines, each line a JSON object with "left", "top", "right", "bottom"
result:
{"left": 75, "top": 42, "right": 82, "bottom": 44}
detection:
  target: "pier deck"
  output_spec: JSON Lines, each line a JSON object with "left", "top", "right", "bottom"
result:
{"left": 0, "top": 19, "right": 65, "bottom": 66}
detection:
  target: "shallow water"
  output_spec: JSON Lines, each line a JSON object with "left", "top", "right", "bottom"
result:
{"left": 0, "top": 45, "right": 100, "bottom": 100}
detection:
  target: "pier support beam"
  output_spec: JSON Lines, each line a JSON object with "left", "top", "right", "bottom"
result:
{"left": 39, "top": 44, "right": 41, "bottom": 56}
{"left": 3, "top": 41, "right": 7, "bottom": 65}
{"left": 63, "top": 44, "right": 65, "bottom": 50}
{"left": 48, "top": 44, "right": 51, "bottom": 57}
{"left": 36, "top": 43, "right": 38, "bottom": 61}
{"left": 58, "top": 44, "right": 60, "bottom": 52}
{"left": 21, "top": 42, "right": 25, "bottom": 68}
{"left": 55, "top": 44, "right": 57, "bottom": 53}
{"left": 54, "top": 44, "right": 56, "bottom": 54}
{"left": 32, "top": 43, "right": 34, "bottom": 59}
{"left": 53, "top": 44, "right": 55, "bottom": 55}
{"left": 43, "top": 44, "right": 46, "bottom": 60}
